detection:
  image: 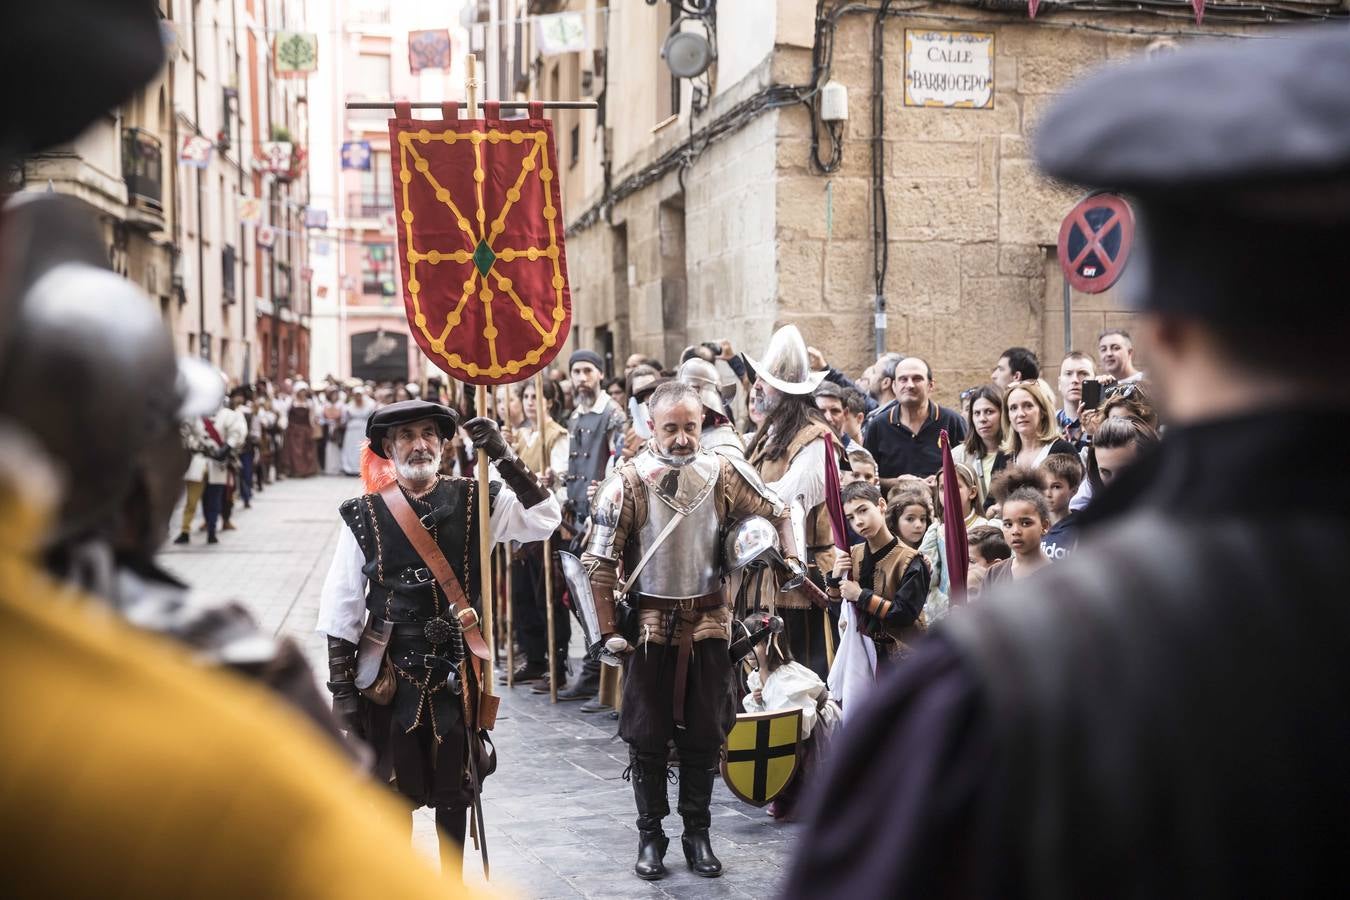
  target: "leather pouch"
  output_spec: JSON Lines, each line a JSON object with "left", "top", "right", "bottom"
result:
{"left": 359, "top": 656, "right": 396, "bottom": 705}
{"left": 355, "top": 620, "right": 395, "bottom": 706}
{"left": 477, "top": 690, "right": 500, "bottom": 731}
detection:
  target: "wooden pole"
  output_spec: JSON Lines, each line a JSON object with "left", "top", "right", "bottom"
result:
{"left": 476, "top": 382, "right": 495, "bottom": 696}
{"left": 502, "top": 542, "right": 510, "bottom": 682}
{"left": 466, "top": 56, "right": 496, "bottom": 696}
{"left": 537, "top": 369, "right": 559, "bottom": 703}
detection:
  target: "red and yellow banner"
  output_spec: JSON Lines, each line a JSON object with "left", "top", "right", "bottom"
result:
{"left": 388, "top": 101, "right": 572, "bottom": 385}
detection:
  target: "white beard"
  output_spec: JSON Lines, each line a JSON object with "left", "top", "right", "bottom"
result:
{"left": 395, "top": 454, "right": 441, "bottom": 483}
{"left": 573, "top": 385, "right": 596, "bottom": 413}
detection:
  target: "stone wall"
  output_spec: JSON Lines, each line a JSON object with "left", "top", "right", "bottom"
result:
{"left": 562, "top": 7, "right": 1271, "bottom": 390}
{"left": 769, "top": 10, "right": 1269, "bottom": 398}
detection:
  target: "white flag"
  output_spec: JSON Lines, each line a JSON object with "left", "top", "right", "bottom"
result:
{"left": 535, "top": 12, "right": 586, "bottom": 56}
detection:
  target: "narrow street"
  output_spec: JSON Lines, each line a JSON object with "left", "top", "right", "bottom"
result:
{"left": 161, "top": 474, "right": 802, "bottom": 899}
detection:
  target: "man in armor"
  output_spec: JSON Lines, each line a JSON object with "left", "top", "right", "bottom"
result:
{"left": 0, "top": 3, "right": 479, "bottom": 893}
{"left": 559, "top": 348, "right": 626, "bottom": 701}
{"left": 318, "top": 399, "right": 560, "bottom": 873}
{"left": 0, "top": 193, "right": 355, "bottom": 752}
{"left": 582, "top": 381, "right": 801, "bottom": 882}
{"left": 676, "top": 356, "right": 744, "bottom": 462}
{"left": 744, "top": 325, "right": 843, "bottom": 679}
{"left": 787, "top": 29, "right": 1350, "bottom": 899}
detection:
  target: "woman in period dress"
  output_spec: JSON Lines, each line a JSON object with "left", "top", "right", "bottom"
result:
{"left": 281, "top": 382, "right": 320, "bottom": 478}
{"left": 320, "top": 386, "right": 346, "bottom": 476}
{"left": 340, "top": 385, "right": 375, "bottom": 476}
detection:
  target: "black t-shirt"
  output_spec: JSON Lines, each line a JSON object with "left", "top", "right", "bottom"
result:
{"left": 1041, "top": 511, "right": 1080, "bottom": 561}
{"left": 862, "top": 400, "right": 967, "bottom": 479}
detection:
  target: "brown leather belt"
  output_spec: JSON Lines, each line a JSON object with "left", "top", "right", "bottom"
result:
{"left": 635, "top": 592, "right": 724, "bottom": 612}
{"left": 635, "top": 592, "right": 723, "bottom": 729}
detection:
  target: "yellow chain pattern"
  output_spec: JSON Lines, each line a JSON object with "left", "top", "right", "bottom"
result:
{"left": 396, "top": 126, "right": 567, "bottom": 381}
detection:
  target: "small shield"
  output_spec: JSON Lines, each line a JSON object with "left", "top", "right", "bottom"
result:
{"left": 721, "top": 708, "right": 802, "bottom": 807}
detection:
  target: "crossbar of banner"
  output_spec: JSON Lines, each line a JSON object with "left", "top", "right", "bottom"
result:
{"left": 345, "top": 100, "right": 598, "bottom": 111}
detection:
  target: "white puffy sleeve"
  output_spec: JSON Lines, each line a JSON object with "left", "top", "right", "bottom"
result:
{"left": 316, "top": 526, "right": 367, "bottom": 644}
{"left": 488, "top": 480, "right": 562, "bottom": 545}
{"left": 766, "top": 436, "right": 827, "bottom": 513}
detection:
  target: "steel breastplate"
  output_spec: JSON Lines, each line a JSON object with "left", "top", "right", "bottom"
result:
{"left": 629, "top": 450, "right": 722, "bottom": 599}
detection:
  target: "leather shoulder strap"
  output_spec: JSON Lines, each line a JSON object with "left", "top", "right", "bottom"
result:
{"left": 378, "top": 483, "right": 490, "bottom": 664}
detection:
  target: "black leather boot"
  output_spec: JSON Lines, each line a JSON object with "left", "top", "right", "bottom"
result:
{"left": 679, "top": 759, "right": 723, "bottom": 877}
{"left": 434, "top": 805, "right": 466, "bottom": 877}
{"left": 629, "top": 749, "right": 670, "bottom": 880}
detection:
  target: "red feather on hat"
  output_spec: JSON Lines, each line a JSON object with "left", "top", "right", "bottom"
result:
{"left": 360, "top": 440, "right": 398, "bottom": 494}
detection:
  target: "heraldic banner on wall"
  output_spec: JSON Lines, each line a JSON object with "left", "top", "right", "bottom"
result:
{"left": 387, "top": 100, "right": 572, "bottom": 386}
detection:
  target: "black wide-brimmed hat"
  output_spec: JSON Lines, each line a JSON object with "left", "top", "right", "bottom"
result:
{"left": 365, "top": 399, "right": 459, "bottom": 458}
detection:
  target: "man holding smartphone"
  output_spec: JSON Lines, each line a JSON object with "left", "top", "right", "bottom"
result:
{"left": 1056, "top": 351, "right": 1097, "bottom": 449}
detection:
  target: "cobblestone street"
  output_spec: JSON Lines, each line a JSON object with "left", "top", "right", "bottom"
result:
{"left": 162, "top": 474, "right": 802, "bottom": 899}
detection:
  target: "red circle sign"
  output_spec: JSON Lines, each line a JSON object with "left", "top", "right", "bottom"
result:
{"left": 1057, "top": 192, "right": 1135, "bottom": 294}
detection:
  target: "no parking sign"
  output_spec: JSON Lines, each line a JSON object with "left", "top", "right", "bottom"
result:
{"left": 1057, "top": 192, "right": 1134, "bottom": 293}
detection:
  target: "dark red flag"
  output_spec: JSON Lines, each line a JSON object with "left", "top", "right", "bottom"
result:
{"left": 823, "top": 437, "right": 848, "bottom": 552}
{"left": 387, "top": 100, "right": 572, "bottom": 386}
{"left": 940, "top": 429, "right": 970, "bottom": 604}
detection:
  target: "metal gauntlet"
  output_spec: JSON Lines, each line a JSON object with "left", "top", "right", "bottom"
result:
{"left": 496, "top": 454, "right": 549, "bottom": 508}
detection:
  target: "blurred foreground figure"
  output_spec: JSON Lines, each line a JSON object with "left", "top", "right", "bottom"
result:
{"left": 786, "top": 28, "right": 1350, "bottom": 900}
{"left": 0, "top": 1, "right": 467, "bottom": 895}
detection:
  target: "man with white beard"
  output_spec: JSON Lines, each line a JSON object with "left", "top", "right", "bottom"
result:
{"left": 558, "top": 349, "right": 626, "bottom": 701}
{"left": 318, "top": 399, "right": 560, "bottom": 876}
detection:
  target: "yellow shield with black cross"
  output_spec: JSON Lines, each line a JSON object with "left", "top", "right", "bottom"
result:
{"left": 721, "top": 708, "right": 802, "bottom": 807}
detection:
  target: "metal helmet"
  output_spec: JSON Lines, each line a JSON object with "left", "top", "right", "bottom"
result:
{"left": 743, "top": 324, "right": 826, "bottom": 396}
{"left": 0, "top": 199, "right": 223, "bottom": 542}
{"left": 723, "top": 516, "right": 782, "bottom": 573}
{"left": 676, "top": 357, "right": 734, "bottom": 414}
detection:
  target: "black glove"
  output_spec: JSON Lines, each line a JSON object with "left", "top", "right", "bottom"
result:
{"left": 326, "top": 636, "right": 364, "bottom": 736}
{"left": 463, "top": 416, "right": 511, "bottom": 461}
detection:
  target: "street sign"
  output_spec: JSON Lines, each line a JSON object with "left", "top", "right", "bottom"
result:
{"left": 1057, "top": 192, "right": 1134, "bottom": 294}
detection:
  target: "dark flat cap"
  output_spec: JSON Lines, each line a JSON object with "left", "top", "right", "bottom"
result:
{"left": 1037, "top": 28, "right": 1350, "bottom": 193}
{"left": 1035, "top": 27, "right": 1350, "bottom": 319}
{"left": 366, "top": 400, "right": 459, "bottom": 458}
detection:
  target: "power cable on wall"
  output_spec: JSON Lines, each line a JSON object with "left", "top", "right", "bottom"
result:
{"left": 568, "top": 0, "right": 1343, "bottom": 238}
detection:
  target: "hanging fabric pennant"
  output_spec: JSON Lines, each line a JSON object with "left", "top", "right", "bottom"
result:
{"left": 179, "top": 134, "right": 213, "bottom": 167}
{"left": 1191, "top": 0, "right": 1205, "bottom": 23}
{"left": 387, "top": 101, "right": 573, "bottom": 386}
{"left": 1028, "top": 0, "right": 1040, "bottom": 18}
{"left": 408, "top": 29, "right": 452, "bottom": 73}
{"left": 236, "top": 195, "right": 262, "bottom": 224}
{"left": 274, "top": 31, "right": 318, "bottom": 76}
{"left": 341, "top": 140, "right": 372, "bottom": 170}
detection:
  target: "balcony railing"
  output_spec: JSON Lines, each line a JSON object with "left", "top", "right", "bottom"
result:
{"left": 351, "top": 1, "right": 391, "bottom": 24}
{"left": 347, "top": 192, "right": 393, "bottom": 219}
{"left": 122, "top": 127, "right": 163, "bottom": 211}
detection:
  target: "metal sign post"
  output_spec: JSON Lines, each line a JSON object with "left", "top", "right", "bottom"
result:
{"left": 1057, "top": 192, "right": 1136, "bottom": 352}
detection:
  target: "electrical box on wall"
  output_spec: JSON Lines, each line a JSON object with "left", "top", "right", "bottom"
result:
{"left": 820, "top": 80, "right": 848, "bottom": 122}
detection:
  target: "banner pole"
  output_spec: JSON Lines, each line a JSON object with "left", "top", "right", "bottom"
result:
{"left": 476, "top": 383, "right": 496, "bottom": 696}
{"left": 536, "top": 369, "right": 559, "bottom": 703}
{"left": 505, "top": 543, "right": 514, "bottom": 686}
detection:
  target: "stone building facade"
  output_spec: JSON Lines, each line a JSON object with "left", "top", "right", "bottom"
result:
{"left": 16, "top": 0, "right": 312, "bottom": 385}
{"left": 530, "top": 1, "right": 1332, "bottom": 398}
